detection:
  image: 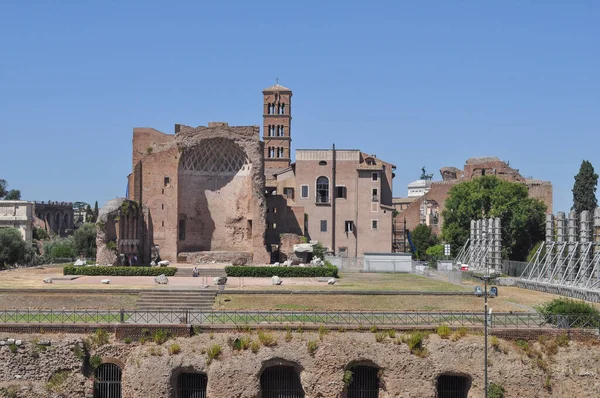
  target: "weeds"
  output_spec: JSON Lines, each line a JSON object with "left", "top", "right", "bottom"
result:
{"left": 258, "top": 331, "right": 278, "bottom": 347}
{"left": 89, "top": 355, "right": 102, "bottom": 370}
{"left": 8, "top": 344, "right": 18, "bottom": 354}
{"left": 307, "top": 340, "right": 319, "bottom": 357}
{"left": 398, "top": 332, "right": 427, "bottom": 357}
{"left": 192, "top": 325, "right": 203, "bottom": 335}
{"left": 250, "top": 340, "right": 260, "bottom": 353}
{"left": 123, "top": 337, "right": 132, "bottom": 345}
{"left": 369, "top": 325, "right": 379, "bottom": 333}
{"left": 169, "top": 343, "right": 181, "bottom": 355}
{"left": 91, "top": 328, "right": 109, "bottom": 347}
{"left": 318, "top": 325, "right": 330, "bottom": 341}
{"left": 451, "top": 327, "right": 468, "bottom": 341}
{"left": 343, "top": 370, "right": 353, "bottom": 388}
{"left": 387, "top": 329, "right": 396, "bottom": 338}
{"left": 375, "top": 332, "right": 387, "bottom": 343}
{"left": 285, "top": 329, "right": 293, "bottom": 342}
{"left": 436, "top": 325, "right": 451, "bottom": 339}
{"left": 544, "top": 375, "right": 552, "bottom": 392}
{"left": 45, "top": 371, "right": 70, "bottom": 392}
{"left": 152, "top": 329, "right": 171, "bottom": 345}
{"left": 72, "top": 344, "right": 85, "bottom": 360}
{"left": 556, "top": 333, "right": 569, "bottom": 347}
{"left": 490, "top": 336, "right": 501, "bottom": 351}
{"left": 229, "top": 336, "right": 252, "bottom": 351}
{"left": 488, "top": 382, "right": 505, "bottom": 398}
{"left": 206, "top": 344, "right": 222, "bottom": 364}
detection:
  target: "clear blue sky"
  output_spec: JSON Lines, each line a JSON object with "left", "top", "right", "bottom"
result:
{"left": 1, "top": 1, "right": 598, "bottom": 213}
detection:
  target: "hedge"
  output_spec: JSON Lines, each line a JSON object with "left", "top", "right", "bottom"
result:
{"left": 224, "top": 265, "right": 338, "bottom": 278}
{"left": 64, "top": 266, "right": 178, "bottom": 277}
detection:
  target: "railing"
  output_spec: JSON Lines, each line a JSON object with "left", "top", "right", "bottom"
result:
{"left": 0, "top": 309, "right": 598, "bottom": 329}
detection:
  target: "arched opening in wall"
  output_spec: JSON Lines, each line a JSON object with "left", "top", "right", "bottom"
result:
{"left": 178, "top": 138, "right": 252, "bottom": 253}
{"left": 64, "top": 213, "right": 69, "bottom": 228}
{"left": 316, "top": 176, "right": 330, "bottom": 204}
{"left": 94, "top": 363, "right": 122, "bottom": 398}
{"left": 260, "top": 365, "right": 305, "bottom": 398}
{"left": 55, "top": 213, "right": 60, "bottom": 231}
{"left": 436, "top": 374, "right": 471, "bottom": 398}
{"left": 346, "top": 365, "right": 380, "bottom": 398}
{"left": 177, "top": 372, "right": 208, "bottom": 398}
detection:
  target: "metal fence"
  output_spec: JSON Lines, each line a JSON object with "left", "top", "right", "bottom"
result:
{"left": 0, "top": 309, "right": 598, "bottom": 329}
{"left": 325, "top": 256, "right": 364, "bottom": 272}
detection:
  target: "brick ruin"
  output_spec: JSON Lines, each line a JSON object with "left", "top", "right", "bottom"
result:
{"left": 96, "top": 122, "right": 269, "bottom": 265}
{"left": 394, "top": 157, "right": 553, "bottom": 238}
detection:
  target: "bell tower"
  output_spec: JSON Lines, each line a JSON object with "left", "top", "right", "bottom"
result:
{"left": 262, "top": 82, "right": 292, "bottom": 175}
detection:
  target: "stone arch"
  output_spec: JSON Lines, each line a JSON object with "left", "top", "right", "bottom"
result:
{"left": 343, "top": 360, "right": 381, "bottom": 398}
{"left": 94, "top": 362, "right": 122, "bottom": 398}
{"left": 169, "top": 366, "right": 208, "bottom": 398}
{"left": 177, "top": 138, "right": 253, "bottom": 253}
{"left": 259, "top": 358, "right": 305, "bottom": 398}
{"left": 435, "top": 373, "right": 471, "bottom": 398}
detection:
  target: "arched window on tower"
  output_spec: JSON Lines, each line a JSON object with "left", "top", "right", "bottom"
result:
{"left": 316, "top": 176, "right": 330, "bottom": 204}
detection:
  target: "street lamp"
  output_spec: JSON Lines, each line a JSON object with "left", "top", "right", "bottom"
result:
{"left": 474, "top": 273, "right": 498, "bottom": 398}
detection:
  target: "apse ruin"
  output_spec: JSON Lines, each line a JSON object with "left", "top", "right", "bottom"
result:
{"left": 96, "top": 122, "right": 269, "bottom": 265}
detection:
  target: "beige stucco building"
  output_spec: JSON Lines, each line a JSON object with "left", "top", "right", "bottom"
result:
{"left": 0, "top": 200, "right": 34, "bottom": 244}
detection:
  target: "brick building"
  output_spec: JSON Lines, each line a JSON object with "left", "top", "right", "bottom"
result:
{"left": 33, "top": 201, "right": 74, "bottom": 237}
{"left": 263, "top": 85, "right": 396, "bottom": 258}
{"left": 392, "top": 157, "right": 553, "bottom": 247}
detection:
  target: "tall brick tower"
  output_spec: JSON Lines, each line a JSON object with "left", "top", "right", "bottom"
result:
{"left": 262, "top": 82, "right": 292, "bottom": 177}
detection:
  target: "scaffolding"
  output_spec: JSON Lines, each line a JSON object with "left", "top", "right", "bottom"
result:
{"left": 454, "top": 217, "right": 502, "bottom": 273}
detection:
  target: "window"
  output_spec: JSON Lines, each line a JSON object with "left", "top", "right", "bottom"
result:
{"left": 178, "top": 373, "right": 207, "bottom": 398}
{"left": 272, "top": 223, "right": 277, "bottom": 229}
{"left": 272, "top": 207, "right": 277, "bottom": 214}
{"left": 436, "top": 375, "right": 471, "bottom": 398}
{"left": 268, "top": 147, "right": 275, "bottom": 158}
{"left": 371, "top": 220, "right": 378, "bottom": 230}
{"left": 179, "top": 219, "right": 186, "bottom": 240}
{"left": 260, "top": 366, "right": 305, "bottom": 398}
{"left": 346, "top": 366, "right": 379, "bottom": 398}
{"left": 338, "top": 247, "right": 348, "bottom": 257}
{"left": 280, "top": 126, "right": 285, "bottom": 136}
{"left": 164, "top": 176, "right": 170, "bottom": 186}
{"left": 301, "top": 185, "right": 309, "bottom": 199}
{"left": 345, "top": 220, "right": 354, "bottom": 232}
{"left": 372, "top": 188, "right": 378, "bottom": 202}
{"left": 283, "top": 187, "right": 295, "bottom": 200}
{"left": 268, "top": 125, "right": 275, "bottom": 136}
{"left": 247, "top": 220, "right": 252, "bottom": 238}
{"left": 319, "top": 160, "right": 327, "bottom": 166}
{"left": 320, "top": 220, "right": 327, "bottom": 232}
{"left": 94, "top": 363, "right": 122, "bottom": 398}
{"left": 336, "top": 186, "right": 346, "bottom": 199}
{"left": 372, "top": 172, "right": 378, "bottom": 181}
{"left": 316, "top": 176, "right": 330, "bottom": 203}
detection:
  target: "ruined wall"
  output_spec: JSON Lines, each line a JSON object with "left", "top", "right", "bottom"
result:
{"left": 1, "top": 331, "right": 599, "bottom": 398}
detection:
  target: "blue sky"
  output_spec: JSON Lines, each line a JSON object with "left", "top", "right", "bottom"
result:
{"left": 1, "top": 1, "right": 598, "bottom": 213}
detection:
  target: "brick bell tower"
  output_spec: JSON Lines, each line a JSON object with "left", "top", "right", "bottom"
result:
{"left": 262, "top": 81, "right": 292, "bottom": 175}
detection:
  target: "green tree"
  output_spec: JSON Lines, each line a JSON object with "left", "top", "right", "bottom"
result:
{"left": 33, "top": 227, "right": 50, "bottom": 241}
{"left": 43, "top": 237, "right": 75, "bottom": 261}
{"left": 442, "top": 176, "right": 546, "bottom": 261}
{"left": 572, "top": 160, "right": 598, "bottom": 214}
{"left": 0, "top": 228, "right": 28, "bottom": 267}
{"left": 0, "top": 179, "right": 20, "bottom": 200}
{"left": 73, "top": 223, "right": 97, "bottom": 258}
{"left": 410, "top": 224, "right": 438, "bottom": 259}
{"left": 93, "top": 201, "right": 99, "bottom": 219}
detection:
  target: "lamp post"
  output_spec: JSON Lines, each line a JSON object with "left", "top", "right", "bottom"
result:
{"left": 483, "top": 274, "right": 490, "bottom": 398}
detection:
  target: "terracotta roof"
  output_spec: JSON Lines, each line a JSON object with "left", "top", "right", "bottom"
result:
{"left": 263, "top": 84, "right": 292, "bottom": 92}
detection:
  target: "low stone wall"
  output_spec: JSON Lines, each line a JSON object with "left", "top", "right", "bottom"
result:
{"left": 517, "top": 280, "right": 600, "bottom": 302}
{"left": 1, "top": 329, "right": 599, "bottom": 397}
{"left": 178, "top": 251, "right": 253, "bottom": 265}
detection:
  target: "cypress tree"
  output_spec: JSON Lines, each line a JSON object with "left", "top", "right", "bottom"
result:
{"left": 93, "top": 201, "right": 99, "bottom": 220}
{"left": 572, "top": 160, "right": 598, "bottom": 214}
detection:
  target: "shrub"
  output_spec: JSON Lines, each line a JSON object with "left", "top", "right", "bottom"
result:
{"left": 73, "top": 344, "right": 85, "bottom": 360}
{"left": 152, "top": 329, "right": 171, "bottom": 345}
{"left": 488, "top": 382, "right": 505, "bottom": 398}
{"left": 307, "top": 340, "right": 319, "bottom": 357}
{"left": 8, "top": 343, "right": 18, "bottom": 354}
{"left": 206, "top": 344, "right": 222, "bottom": 364}
{"left": 73, "top": 223, "right": 97, "bottom": 258}
{"left": 123, "top": 337, "right": 132, "bottom": 345}
{"left": 64, "top": 265, "right": 178, "bottom": 276}
{"left": 44, "top": 237, "right": 76, "bottom": 261}
{"left": 224, "top": 265, "right": 338, "bottom": 278}
{"left": 89, "top": 355, "right": 102, "bottom": 370}
{"left": 536, "top": 298, "right": 600, "bottom": 327}
{"left": 192, "top": 325, "right": 203, "bottom": 335}
{"left": 229, "top": 336, "right": 252, "bottom": 351}
{"left": 258, "top": 331, "right": 277, "bottom": 347}
{"left": 436, "top": 325, "right": 451, "bottom": 339}
{"left": 168, "top": 343, "right": 181, "bottom": 355}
